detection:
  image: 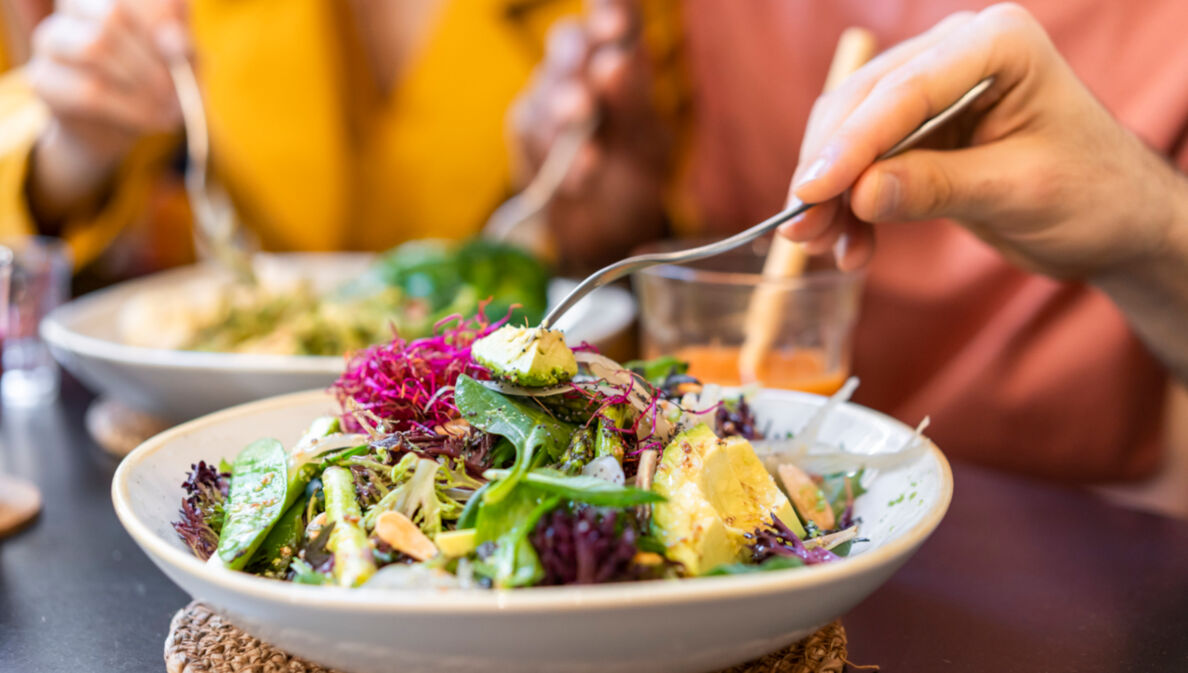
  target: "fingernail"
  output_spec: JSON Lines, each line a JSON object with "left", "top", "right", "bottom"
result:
{"left": 155, "top": 24, "right": 187, "bottom": 59}
{"left": 780, "top": 214, "right": 807, "bottom": 240}
{"left": 833, "top": 233, "right": 850, "bottom": 267}
{"left": 873, "top": 173, "right": 902, "bottom": 219}
{"left": 793, "top": 148, "right": 836, "bottom": 191}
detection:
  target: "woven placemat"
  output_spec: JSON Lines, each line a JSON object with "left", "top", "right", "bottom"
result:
{"left": 86, "top": 396, "right": 171, "bottom": 457}
{"left": 166, "top": 602, "right": 864, "bottom": 673}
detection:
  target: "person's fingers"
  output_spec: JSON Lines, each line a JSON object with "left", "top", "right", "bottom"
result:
{"left": 586, "top": 0, "right": 638, "bottom": 48}
{"left": 111, "top": 2, "right": 180, "bottom": 110}
{"left": 797, "top": 10, "right": 978, "bottom": 167}
{"left": 780, "top": 197, "right": 840, "bottom": 242}
{"left": 561, "top": 140, "right": 601, "bottom": 195}
{"left": 28, "top": 57, "right": 170, "bottom": 131}
{"left": 794, "top": 4, "right": 1046, "bottom": 206}
{"left": 847, "top": 142, "right": 1027, "bottom": 225}
{"left": 588, "top": 45, "right": 644, "bottom": 118}
{"left": 542, "top": 19, "right": 589, "bottom": 81}
{"left": 834, "top": 219, "right": 875, "bottom": 271}
{"left": 512, "top": 67, "right": 595, "bottom": 172}
{"left": 35, "top": 4, "right": 177, "bottom": 119}
{"left": 801, "top": 217, "right": 846, "bottom": 255}
{"left": 34, "top": 13, "right": 134, "bottom": 89}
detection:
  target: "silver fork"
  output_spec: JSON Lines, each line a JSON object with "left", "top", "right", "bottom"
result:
{"left": 541, "top": 76, "right": 996, "bottom": 328}
{"left": 168, "top": 59, "right": 257, "bottom": 284}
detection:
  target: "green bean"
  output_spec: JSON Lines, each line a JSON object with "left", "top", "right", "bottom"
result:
{"left": 322, "top": 466, "right": 376, "bottom": 587}
{"left": 212, "top": 438, "right": 289, "bottom": 569}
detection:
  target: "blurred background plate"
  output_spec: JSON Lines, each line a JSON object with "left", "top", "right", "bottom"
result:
{"left": 41, "top": 252, "right": 635, "bottom": 423}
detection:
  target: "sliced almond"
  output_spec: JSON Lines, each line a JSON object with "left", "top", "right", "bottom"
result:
{"left": 635, "top": 449, "right": 658, "bottom": 491}
{"left": 374, "top": 511, "right": 439, "bottom": 561}
{"left": 777, "top": 463, "right": 836, "bottom": 531}
{"left": 804, "top": 525, "right": 858, "bottom": 551}
{"left": 634, "top": 448, "right": 659, "bottom": 526}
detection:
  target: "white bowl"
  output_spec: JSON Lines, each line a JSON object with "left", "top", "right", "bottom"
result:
{"left": 113, "top": 388, "right": 952, "bottom": 673}
{"left": 42, "top": 253, "right": 635, "bottom": 421}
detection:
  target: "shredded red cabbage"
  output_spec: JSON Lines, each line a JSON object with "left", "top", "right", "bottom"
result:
{"left": 331, "top": 311, "right": 505, "bottom": 433}
{"left": 717, "top": 397, "right": 762, "bottom": 440}
{"left": 172, "top": 461, "right": 230, "bottom": 560}
{"left": 747, "top": 514, "right": 840, "bottom": 566}
{"left": 531, "top": 506, "right": 655, "bottom": 585}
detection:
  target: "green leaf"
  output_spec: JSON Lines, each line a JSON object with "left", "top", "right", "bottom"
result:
{"left": 474, "top": 484, "right": 559, "bottom": 588}
{"left": 215, "top": 438, "right": 289, "bottom": 569}
{"left": 820, "top": 468, "right": 868, "bottom": 520}
{"left": 483, "top": 468, "right": 665, "bottom": 507}
{"left": 704, "top": 556, "right": 805, "bottom": 576}
{"left": 455, "top": 375, "right": 576, "bottom": 504}
{"left": 455, "top": 481, "right": 490, "bottom": 530}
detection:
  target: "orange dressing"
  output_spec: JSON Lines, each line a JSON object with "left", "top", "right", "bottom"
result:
{"left": 674, "top": 345, "right": 848, "bottom": 395}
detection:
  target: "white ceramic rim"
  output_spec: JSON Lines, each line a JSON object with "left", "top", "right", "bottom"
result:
{"left": 113, "top": 388, "right": 952, "bottom": 614}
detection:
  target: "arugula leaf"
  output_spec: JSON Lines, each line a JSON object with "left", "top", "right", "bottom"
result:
{"left": 483, "top": 468, "right": 664, "bottom": 507}
{"left": 704, "top": 556, "right": 805, "bottom": 576}
{"left": 455, "top": 375, "right": 576, "bottom": 504}
{"left": 474, "top": 484, "right": 560, "bottom": 588}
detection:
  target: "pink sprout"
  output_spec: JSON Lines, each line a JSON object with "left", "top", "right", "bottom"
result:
{"left": 330, "top": 306, "right": 509, "bottom": 433}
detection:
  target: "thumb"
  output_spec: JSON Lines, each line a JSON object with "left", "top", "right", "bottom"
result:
{"left": 848, "top": 143, "right": 1018, "bottom": 224}
{"left": 151, "top": 0, "right": 192, "bottom": 61}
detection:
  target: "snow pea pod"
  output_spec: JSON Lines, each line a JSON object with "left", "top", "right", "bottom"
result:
{"left": 248, "top": 492, "right": 310, "bottom": 578}
{"left": 212, "top": 438, "right": 289, "bottom": 569}
{"left": 322, "top": 466, "right": 377, "bottom": 587}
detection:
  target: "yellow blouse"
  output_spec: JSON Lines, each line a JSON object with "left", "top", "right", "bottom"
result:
{"left": 0, "top": 0, "right": 683, "bottom": 267}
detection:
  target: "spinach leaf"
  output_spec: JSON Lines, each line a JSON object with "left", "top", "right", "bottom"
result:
{"left": 483, "top": 468, "right": 665, "bottom": 507}
{"left": 456, "top": 481, "right": 491, "bottom": 530}
{"left": 455, "top": 375, "right": 575, "bottom": 504}
{"left": 474, "top": 484, "right": 560, "bottom": 588}
{"left": 704, "top": 556, "right": 805, "bottom": 576}
{"left": 214, "top": 438, "right": 289, "bottom": 569}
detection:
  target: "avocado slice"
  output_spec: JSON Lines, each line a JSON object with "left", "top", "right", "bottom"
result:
{"left": 471, "top": 326, "right": 578, "bottom": 387}
{"left": 652, "top": 424, "right": 804, "bottom": 575}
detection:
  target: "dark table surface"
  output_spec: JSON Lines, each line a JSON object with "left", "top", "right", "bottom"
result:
{"left": 2, "top": 379, "right": 1186, "bottom": 673}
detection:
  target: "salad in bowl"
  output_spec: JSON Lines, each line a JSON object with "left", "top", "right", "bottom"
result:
{"left": 172, "top": 310, "right": 929, "bottom": 589}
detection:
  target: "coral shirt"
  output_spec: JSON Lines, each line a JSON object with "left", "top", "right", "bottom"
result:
{"left": 679, "top": 0, "right": 1188, "bottom": 481}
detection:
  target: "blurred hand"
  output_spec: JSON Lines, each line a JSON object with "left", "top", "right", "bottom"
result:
{"left": 781, "top": 3, "right": 1186, "bottom": 281}
{"left": 25, "top": 0, "right": 188, "bottom": 226}
{"left": 510, "top": 0, "right": 672, "bottom": 273}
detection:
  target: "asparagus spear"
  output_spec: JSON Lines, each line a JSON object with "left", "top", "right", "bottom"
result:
{"left": 322, "top": 466, "right": 376, "bottom": 587}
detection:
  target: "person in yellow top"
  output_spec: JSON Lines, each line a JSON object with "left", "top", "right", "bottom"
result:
{"left": 0, "top": 0, "right": 681, "bottom": 271}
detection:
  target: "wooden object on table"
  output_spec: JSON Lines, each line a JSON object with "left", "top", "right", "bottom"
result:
{"left": 738, "top": 28, "right": 879, "bottom": 383}
{"left": 86, "top": 396, "right": 172, "bottom": 457}
{"left": 165, "top": 601, "right": 853, "bottom": 673}
{"left": 0, "top": 474, "right": 41, "bottom": 538}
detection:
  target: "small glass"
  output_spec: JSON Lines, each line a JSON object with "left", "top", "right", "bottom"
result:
{"left": 632, "top": 238, "right": 863, "bottom": 395}
{"left": 2, "top": 236, "right": 71, "bottom": 406}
